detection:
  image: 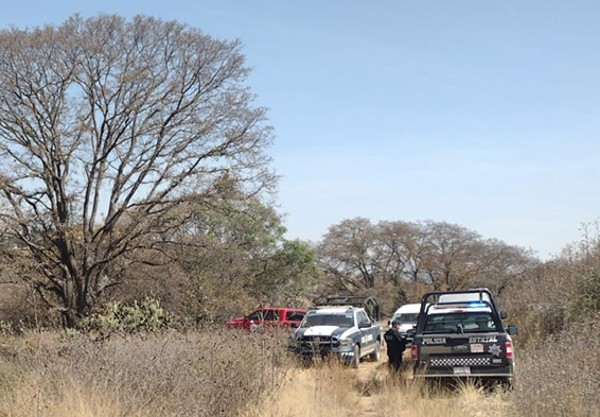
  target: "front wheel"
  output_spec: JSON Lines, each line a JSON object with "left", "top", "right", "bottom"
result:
{"left": 351, "top": 345, "right": 361, "bottom": 368}
{"left": 368, "top": 343, "right": 381, "bottom": 362}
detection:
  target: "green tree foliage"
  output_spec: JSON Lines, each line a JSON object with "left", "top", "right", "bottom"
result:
{"left": 0, "top": 15, "right": 274, "bottom": 327}
{"left": 162, "top": 192, "right": 318, "bottom": 324}
{"left": 252, "top": 239, "right": 320, "bottom": 306}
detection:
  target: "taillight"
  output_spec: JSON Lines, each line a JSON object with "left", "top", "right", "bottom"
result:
{"left": 411, "top": 344, "right": 419, "bottom": 361}
{"left": 505, "top": 340, "right": 513, "bottom": 359}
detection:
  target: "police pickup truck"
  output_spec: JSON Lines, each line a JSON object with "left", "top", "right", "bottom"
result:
{"left": 409, "top": 288, "right": 518, "bottom": 387}
{"left": 287, "top": 295, "right": 382, "bottom": 367}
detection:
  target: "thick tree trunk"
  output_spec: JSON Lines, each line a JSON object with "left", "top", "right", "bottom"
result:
{"left": 62, "top": 308, "right": 78, "bottom": 328}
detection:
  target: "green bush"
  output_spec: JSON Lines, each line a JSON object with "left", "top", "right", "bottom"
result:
{"left": 78, "top": 297, "right": 175, "bottom": 335}
{"left": 0, "top": 321, "right": 14, "bottom": 336}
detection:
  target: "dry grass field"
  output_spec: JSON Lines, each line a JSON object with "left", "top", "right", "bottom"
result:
{"left": 0, "top": 324, "right": 598, "bottom": 417}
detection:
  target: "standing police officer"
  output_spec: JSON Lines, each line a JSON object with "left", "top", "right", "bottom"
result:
{"left": 384, "top": 320, "right": 408, "bottom": 372}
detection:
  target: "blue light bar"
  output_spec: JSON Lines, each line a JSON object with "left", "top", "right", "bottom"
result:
{"left": 468, "top": 302, "right": 487, "bottom": 308}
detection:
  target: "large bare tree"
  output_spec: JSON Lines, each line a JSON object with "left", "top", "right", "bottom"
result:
{"left": 420, "top": 221, "right": 482, "bottom": 290}
{"left": 0, "top": 15, "right": 274, "bottom": 326}
{"left": 318, "top": 218, "right": 379, "bottom": 291}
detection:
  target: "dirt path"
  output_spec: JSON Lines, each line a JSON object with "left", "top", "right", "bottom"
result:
{"left": 254, "top": 345, "right": 413, "bottom": 417}
{"left": 250, "top": 344, "right": 511, "bottom": 417}
{"left": 263, "top": 359, "right": 389, "bottom": 417}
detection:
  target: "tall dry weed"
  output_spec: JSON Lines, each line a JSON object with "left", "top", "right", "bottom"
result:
{"left": 509, "top": 315, "right": 600, "bottom": 417}
{"left": 0, "top": 328, "right": 292, "bottom": 417}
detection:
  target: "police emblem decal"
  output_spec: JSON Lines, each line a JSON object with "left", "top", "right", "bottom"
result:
{"left": 488, "top": 343, "right": 502, "bottom": 356}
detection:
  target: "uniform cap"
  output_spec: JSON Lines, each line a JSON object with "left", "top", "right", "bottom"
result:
{"left": 391, "top": 320, "right": 401, "bottom": 327}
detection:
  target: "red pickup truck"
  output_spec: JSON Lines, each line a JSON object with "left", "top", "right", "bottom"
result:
{"left": 226, "top": 307, "right": 306, "bottom": 330}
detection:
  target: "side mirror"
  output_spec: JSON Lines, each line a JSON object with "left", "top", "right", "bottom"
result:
{"left": 500, "top": 311, "right": 508, "bottom": 320}
{"left": 406, "top": 328, "right": 416, "bottom": 338}
{"left": 507, "top": 324, "right": 518, "bottom": 335}
{"left": 359, "top": 321, "right": 371, "bottom": 328}
{"left": 290, "top": 323, "right": 298, "bottom": 329}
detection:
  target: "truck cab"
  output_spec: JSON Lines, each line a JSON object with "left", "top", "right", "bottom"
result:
{"left": 389, "top": 302, "right": 428, "bottom": 343}
{"left": 226, "top": 308, "right": 306, "bottom": 331}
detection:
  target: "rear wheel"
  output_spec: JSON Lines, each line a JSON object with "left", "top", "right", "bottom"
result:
{"left": 501, "top": 377, "right": 514, "bottom": 391}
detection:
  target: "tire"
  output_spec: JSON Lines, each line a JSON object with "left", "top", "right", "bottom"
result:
{"left": 502, "top": 377, "right": 514, "bottom": 391}
{"left": 368, "top": 343, "right": 381, "bottom": 362}
{"left": 352, "top": 345, "right": 361, "bottom": 368}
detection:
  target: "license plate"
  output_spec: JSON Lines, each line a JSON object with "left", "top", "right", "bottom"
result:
{"left": 470, "top": 343, "right": 484, "bottom": 353}
{"left": 453, "top": 366, "right": 471, "bottom": 375}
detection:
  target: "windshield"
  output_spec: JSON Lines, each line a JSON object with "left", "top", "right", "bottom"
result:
{"left": 393, "top": 313, "right": 419, "bottom": 325}
{"left": 246, "top": 309, "right": 278, "bottom": 321}
{"left": 301, "top": 313, "right": 354, "bottom": 328}
{"left": 424, "top": 312, "right": 496, "bottom": 334}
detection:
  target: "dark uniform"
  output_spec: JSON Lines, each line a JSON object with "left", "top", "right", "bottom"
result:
{"left": 384, "top": 321, "right": 407, "bottom": 372}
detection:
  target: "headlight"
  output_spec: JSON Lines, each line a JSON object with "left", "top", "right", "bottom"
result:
{"left": 339, "top": 338, "right": 355, "bottom": 347}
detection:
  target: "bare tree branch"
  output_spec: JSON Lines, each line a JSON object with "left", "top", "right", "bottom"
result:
{"left": 0, "top": 14, "right": 275, "bottom": 326}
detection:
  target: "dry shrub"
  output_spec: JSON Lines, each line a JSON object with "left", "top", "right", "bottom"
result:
{"left": 0, "top": 282, "right": 54, "bottom": 329}
{"left": 501, "top": 223, "right": 600, "bottom": 349}
{"left": 510, "top": 314, "right": 600, "bottom": 417}
{"left": 499, "top": 261, "right": 574, "bottom": 348}
{"left": 0, "top": 328, "right": 291, "bottom": 417}
{"left": 506, "top": 303, "right": 567, "bottom": 348}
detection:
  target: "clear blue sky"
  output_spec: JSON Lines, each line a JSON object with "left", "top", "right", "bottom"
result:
{"left": 2, "top": 1, "right": 599, "bottom": 259}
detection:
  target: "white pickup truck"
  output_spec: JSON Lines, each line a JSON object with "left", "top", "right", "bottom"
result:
{"left": 287, "top": 295, "right": 382, "bottom": 367}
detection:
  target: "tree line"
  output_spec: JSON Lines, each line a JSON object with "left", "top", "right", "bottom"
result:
{"left": 317, "top": 217, "right": 537, "bottom": 314}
